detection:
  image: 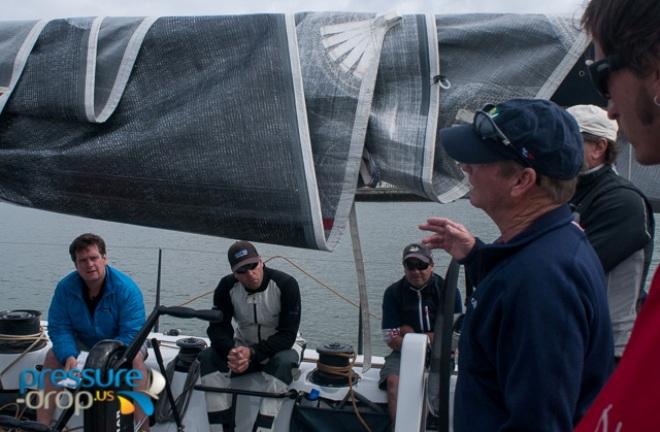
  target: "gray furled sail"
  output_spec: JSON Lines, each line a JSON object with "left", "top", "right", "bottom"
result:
{"left": 0, "top": 13, "right": 621, "bottom": 250}
{"left": 0, "top": 14, "right": 396, "bottom": 250}
{"left": 364, "top": 13, "right": 591, "bottom": 204}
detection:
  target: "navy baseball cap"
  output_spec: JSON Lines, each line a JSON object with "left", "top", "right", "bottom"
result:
{"left": 228, "top": 241, "right": 260, "bottom": 272}
{"left": 440, "top": 99, "right": 583, "bottom": 180}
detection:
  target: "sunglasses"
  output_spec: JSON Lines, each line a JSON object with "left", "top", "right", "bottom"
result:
{"left": 404, "top": 260, "right": 430, "bottom": 271}
{"left": 235, "top": 262, "right": 258, "bottom": 274}
{"left": 586, "top": 55, "right": 624, "bottom": 99}
{"left": 473, "top": 105, "right": 530, "bottom": 167}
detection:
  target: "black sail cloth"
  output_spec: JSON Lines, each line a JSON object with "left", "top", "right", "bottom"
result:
{"left": 0, "top": 13, "right": 603, "bottom": 249}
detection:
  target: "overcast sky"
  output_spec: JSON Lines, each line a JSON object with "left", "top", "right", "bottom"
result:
{"left": 6, "top": 0, "right": 587, "bottom": 20}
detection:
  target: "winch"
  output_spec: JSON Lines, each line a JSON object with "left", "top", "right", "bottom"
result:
{"left": 173, "top": 337, "right": 207, "bottom": 372}
{"left": 0, "top": 309, "right": 47, "bottom": 353}
{"left": 308, "top": 342, "right": 359, "bottom": 387}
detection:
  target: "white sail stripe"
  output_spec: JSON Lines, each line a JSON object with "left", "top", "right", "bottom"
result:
{"left": 341, "top": 37, "right": 368, "bottom": 77}
{"left": 354, "top": 37, "right": 376, "bottom": 78}
{"left": 328, "top": 34, "right": 370, "bottom": 66}
{"left": 95, "top": 17, "right": 158, "bottom": 123}
{"left": 326, "top": 33, "right": 369, "bottom": 61}
{"left": 435, "top": 177, "right": 471, "bottom": 203}
{"left": 0, "top": 20, "right": 49, "bottom": 116}
{"left": 321, "top": 26, "right": 370, "bottom": 47}
{"left": 535, "top": 22, "right": 590, "bottom": 99}
{"left": 285, "top": 13, "right": 327, "bottom": 250}
{"left": 423, "top": 14, "right": 441, "bottom": 201}
{"left": 320, "top": 19, "right": 372, "bottom": 36}
{"left": 83, "top": 17, "right": 104, "bottom": 122}
{"left": 325, "top": 12, "right": 399, "bottom": 251}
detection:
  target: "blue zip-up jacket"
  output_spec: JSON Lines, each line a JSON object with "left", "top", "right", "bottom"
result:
{"left": 47, "top": 265, "right": 146, "bottom": 365}
{"left": 454, "top": 205, "right": 613, "bottom": 432}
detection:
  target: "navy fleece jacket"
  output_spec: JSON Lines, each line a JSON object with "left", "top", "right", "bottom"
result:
{"left": 454, "top": 205, "right": 613, "bottom": 432}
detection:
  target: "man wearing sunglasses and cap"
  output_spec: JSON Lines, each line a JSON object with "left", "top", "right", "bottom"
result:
{"left": 199, "top": 241, "right": 302, "bottom": 432}
{"left": 567, "top": 104, "right": 654, "bottom": 364}
{"left": 420, "top": 98, "right": 613, "bottom": 431}
{"left": 379, "top": 243, "right": 462, "bottom": 423}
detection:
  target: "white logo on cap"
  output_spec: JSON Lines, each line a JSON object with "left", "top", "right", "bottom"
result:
{"left": 408, "top": 246, "right": 420, "bottom": 252}
{"left": 234, "top": 249, "right": 248, "bottom": 259}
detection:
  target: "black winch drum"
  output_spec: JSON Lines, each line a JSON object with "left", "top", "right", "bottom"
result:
{"left": 0, "top": 309, "right": 46, "bottom": 352}
{"left": 309, "top": 342, "right": 359, "bottom": 387}
{"left": 174, "top": 337, "right": 207, "bottom": 372}
{"left": 84, "top": 340, "right": 134, "bottom": 432}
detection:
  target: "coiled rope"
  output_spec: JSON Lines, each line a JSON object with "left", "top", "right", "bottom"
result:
{"left": 0, "top": 401, "right": 21, "bottom": 420}
{"left": 0, "top": 328, "right": 48, "bottom": 378}
{"left": 0, "top": 329, "right": 47, "bottom": 426}
{"left": 316, "top": 351, "right": 372, "bottom": 432}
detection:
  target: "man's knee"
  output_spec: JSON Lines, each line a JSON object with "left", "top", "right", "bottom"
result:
{"left": 131, "top": 353, "right": 148, "bottom": 390}
{"left": 131, "top": 352, "right": 145, "bottom": 369}
{"left": 40, "top": 349, "right": 64, "bottom": 391}
{"left": 270, "top": 349, "right": 299, "bottom": 364}
{"left": 198, "top": 347, "right": 229, "bottom": 375}
{"left": 263, "top": 350, "right": 298, "bottom": 384}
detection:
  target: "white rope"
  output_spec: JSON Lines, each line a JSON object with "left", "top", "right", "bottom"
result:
{"left": 0, "top": 328, "right": 48, "bottom": 377}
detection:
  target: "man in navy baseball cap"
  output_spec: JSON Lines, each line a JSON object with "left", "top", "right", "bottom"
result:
{"left": 441, "top": 98, "right": 583, "bottom": 179}
{"left": 420, "top": 99, "right": 613, "bottom": 431}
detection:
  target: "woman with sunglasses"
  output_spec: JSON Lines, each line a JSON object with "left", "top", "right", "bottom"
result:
{"left": 575, "top": 0, "right": 660, "bottom": 430}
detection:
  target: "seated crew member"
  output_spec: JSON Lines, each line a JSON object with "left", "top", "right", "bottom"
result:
{"left": 380, "top": 243, "right": 462, "bottom": 423}
{"left": 199, "top": 241, "right": 302, "bottom": 432}
{"left": 38, "top": 233, "right": 148, "bottom": 428}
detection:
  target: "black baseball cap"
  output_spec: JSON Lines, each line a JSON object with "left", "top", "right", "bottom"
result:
{"left": 402, "top": 243, "right": 433, "bottom": 264}
{"left": 227, "top": 241, "right": 260, "bottom": 272}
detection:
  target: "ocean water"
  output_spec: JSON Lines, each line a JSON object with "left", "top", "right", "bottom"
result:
{"left": 1, "top": 200, "right": 658, "bottom": 357}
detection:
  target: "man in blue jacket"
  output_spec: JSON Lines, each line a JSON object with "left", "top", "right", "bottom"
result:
{"left": 37, "top": 233, "right": 147, "bottom": 427}
{"left": 420, "top": 99, "right": 614, "bottom": 431}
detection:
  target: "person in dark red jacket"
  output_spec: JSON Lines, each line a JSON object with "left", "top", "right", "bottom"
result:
{"left": 575, "top": 0, "right": 660, "bottom": 430}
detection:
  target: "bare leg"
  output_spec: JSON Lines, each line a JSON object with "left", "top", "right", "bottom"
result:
{"left": 132, "top": 353, "right": 150, "bottom": 431}
{"left": 386, "top": 375, "right": 399, "bottom": 425}
{"left": 36, "top": 349, "right": 63, "bottom": 426}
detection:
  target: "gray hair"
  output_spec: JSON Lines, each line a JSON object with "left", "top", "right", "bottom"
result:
{"left": 498, "top": 160, "right": 577, "bottom": 204}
